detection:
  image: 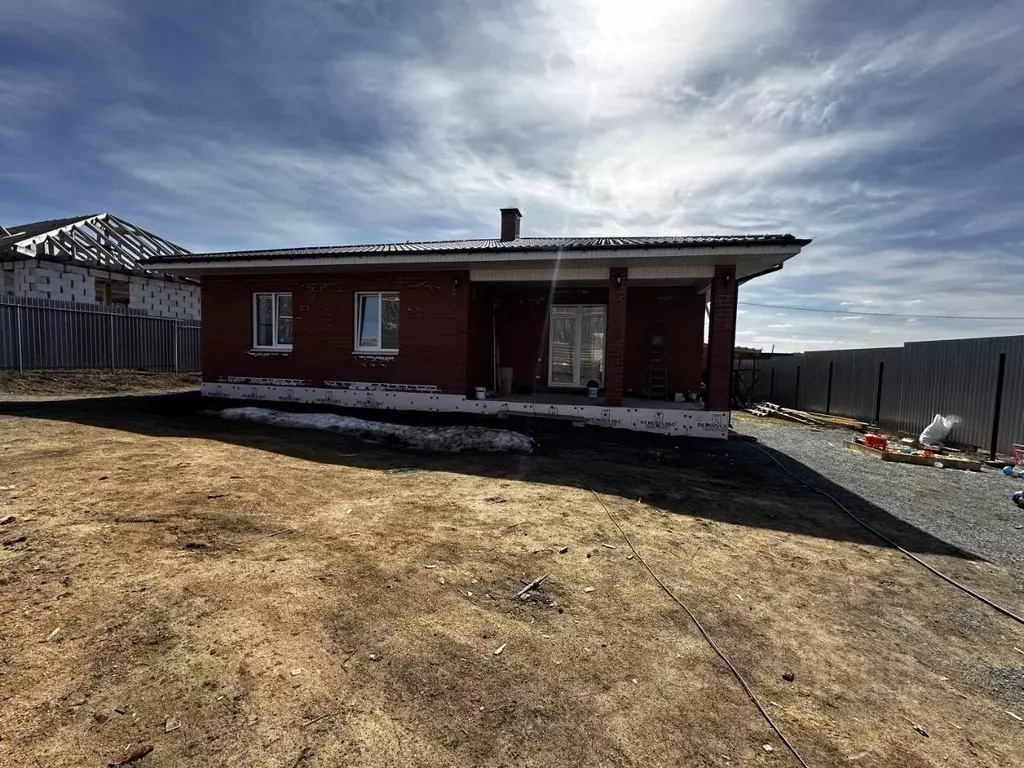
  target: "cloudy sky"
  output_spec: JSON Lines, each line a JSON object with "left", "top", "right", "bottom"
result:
{"left": 2, "top": 0, "right": 1022, "bottom": 351}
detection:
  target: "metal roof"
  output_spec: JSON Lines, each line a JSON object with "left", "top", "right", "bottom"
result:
{"left": 148, "top": 233, "right": 810, "bottom": 264}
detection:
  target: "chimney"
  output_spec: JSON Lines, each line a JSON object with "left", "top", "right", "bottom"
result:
{"left": 499, "top": 207, "right": 522, "bottom": 242}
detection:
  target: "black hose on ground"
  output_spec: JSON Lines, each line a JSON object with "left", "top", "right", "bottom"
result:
{"left": 591, "top": 489, "right": 812, "bottom": 768}
{"left": 751, "top": 442, "right": 1024, "bottom": 627}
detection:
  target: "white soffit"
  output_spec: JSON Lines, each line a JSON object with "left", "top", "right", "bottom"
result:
{"left": 469, "top": 267, "right": 610, "bottom": 282}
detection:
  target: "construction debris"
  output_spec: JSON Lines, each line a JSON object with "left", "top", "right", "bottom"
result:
{"left": 747, "top": 403, "right": 869, "bottom": 431}
{"left": 515, "top": 574, "right": 548, "bottom": 599}
{"left": 919, "top": 414, "right": 960, "bottom": 448}
{"left": 107, "top": 744, "right": 154, "bottom": 767}
{"left": 846, "top": 439, "right": 982, "bottom": 471}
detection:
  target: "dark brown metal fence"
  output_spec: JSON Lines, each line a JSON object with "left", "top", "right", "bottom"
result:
{"left": 746, "top": 336, "right": 1024, "bottom": 455}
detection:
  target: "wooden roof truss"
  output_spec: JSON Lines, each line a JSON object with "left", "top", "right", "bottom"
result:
{"left": 4, "top": 214, "right": 192, "bottom": 281}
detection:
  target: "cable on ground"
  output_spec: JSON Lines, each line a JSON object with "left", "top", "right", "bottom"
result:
{"left": 590, "top": 489, "right": 812, "bottom": 768}
{"left": 750, "top": 442, "right": 1024, "bottom": 627}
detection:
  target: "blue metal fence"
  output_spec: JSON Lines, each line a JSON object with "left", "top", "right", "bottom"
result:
{"left": 0, "top": 295, "right": 200, "bottom": 372}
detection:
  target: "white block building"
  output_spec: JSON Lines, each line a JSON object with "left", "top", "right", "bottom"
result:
{"left": 0, "top": 213, "right": 198, "bottom": 320}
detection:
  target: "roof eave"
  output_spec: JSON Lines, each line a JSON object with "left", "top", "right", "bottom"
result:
{"left": 146, "top": 242, "right": 807, "bottom": 275}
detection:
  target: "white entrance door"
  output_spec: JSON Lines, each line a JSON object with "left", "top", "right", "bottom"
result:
{"left": 548, "top": 305, "right": 607, "bottom": 387}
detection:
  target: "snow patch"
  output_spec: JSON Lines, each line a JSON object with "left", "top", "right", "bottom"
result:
{"left": 218, "top": 407, "right": 533, "bottom": 453}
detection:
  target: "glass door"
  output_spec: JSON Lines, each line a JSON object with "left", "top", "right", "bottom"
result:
{"left": 549, "top": 306, "right": 578, "bottom": 386}
{"left": 548, "top": 305, "right": 606, "bottom": 387}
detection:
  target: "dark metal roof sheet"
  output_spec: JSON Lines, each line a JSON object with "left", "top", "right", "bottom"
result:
{"left": 0, "top": 214, "right": 99, "bottom": 250}
{"left": 148, "top": 233, "right": 810, "bottom": 263}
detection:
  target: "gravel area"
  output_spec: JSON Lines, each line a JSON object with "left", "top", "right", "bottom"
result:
{"left": 733, "top": 414, "right": 1024, "bottom": 575}
{"left": 967, "top": 667, "right": 1024, "bottom": 706}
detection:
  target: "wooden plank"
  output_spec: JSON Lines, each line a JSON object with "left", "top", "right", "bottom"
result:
{"left": 107, "top": 215, "right": 188, "bottom": 257}
{"left": 84, "top": 220, "right": 146, "bottom": 263}
{"left": 845, "top": 441, "right": 981, "bottom": 470}
{"left": 885, "top": 453, "right": 982, "bottom": 471}
{"left": 845, "top": 440, "right": 884, "bottom": 459}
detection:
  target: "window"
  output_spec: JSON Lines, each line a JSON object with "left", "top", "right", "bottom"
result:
{"left": 355, "top": 292, "right": 399, "bottom": 352}
{"left": 548, "top": 305, "right": 606, "bottom": 387}
{"left": 96, "top": 278, "right": 129, "bottom": 306}
{"left": 253, "top": 292, "right": 293, "bottom": 349}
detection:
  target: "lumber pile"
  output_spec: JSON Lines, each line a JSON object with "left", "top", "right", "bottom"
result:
{"left": 845, "top": 440, "right": 982, "bottom": 471}
{"left": 747, "top": 402, "right": 870, "bottom": 431}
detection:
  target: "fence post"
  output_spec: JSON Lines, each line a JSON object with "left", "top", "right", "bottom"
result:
{"left": 769, "top": 366, "right": 775, "bottom": 402}
{"left": 173, "top": 321, "right": 179, "bottom": 373}
{"left": 825, "top": 361, "right": 834, "bottom": 414}
{"left": 989, "top": 352, "right": 1007, "bottom": 461}
{"left": 15, "top": 303, "right": 24, "bottom": 371}
{"left": 794, "top": 365, "right": 801, "bottom": 409}
{"left": 874, "top": 361, "right": 885, "bottom": 426}
{"left": 108, "top": 313, "right": 115, "bottom": 370}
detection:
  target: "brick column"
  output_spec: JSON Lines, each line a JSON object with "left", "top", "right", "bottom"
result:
{"left": 604, "top": 267, "right": 628, "bottom": 406}
{"left": 706, "top": 264, "right": 737, "bottom": 411}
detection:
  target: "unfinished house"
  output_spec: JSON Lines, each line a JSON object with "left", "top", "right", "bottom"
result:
{"left": 148, "top": 208, "right": 811, "bottom": 439}
{"left": 0, "top": 214, "right": 198, "bottom": 320}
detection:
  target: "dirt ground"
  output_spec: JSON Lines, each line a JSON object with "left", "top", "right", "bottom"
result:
{"left": 2, "top": 394, "right": 1024, "bottom": 767}
{"left": 0, "top": 370, "right": 199, "bottom": 400}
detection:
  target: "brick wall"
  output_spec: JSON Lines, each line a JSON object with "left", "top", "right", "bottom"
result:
{"left": 623, "top": 286, "right": 704, "bottom": 396}
{"left": 467, "top": 283, "right": 495, "bottom": 390}
{"left": 3, "top": 259, "right": 199, "bottom": 319}
{"left": 201, "top": 271, "right": 471, "bottom": 394}
{"left": 604, "top": 268, "right": 628, "bottom": 406}
{"left": 491, "top": 287, "right": 609, "bottom": 391}
{"left": 706, "top": 264, "right": 737, "bottom": 410}
{"left": 483, "top": 282, "right": 704, "bottom": 398}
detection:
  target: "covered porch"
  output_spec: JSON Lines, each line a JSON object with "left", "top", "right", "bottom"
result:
{"left": 466, "top": 263, "right": 739, "bottom": 411}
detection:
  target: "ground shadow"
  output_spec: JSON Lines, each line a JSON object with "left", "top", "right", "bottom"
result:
{"left": 1, "top": 392, "right": 976, "bottom": 560}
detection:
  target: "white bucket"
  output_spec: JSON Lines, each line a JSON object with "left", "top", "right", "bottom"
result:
{"left": 475, "top": 387, "right": 487, "bottom": 400}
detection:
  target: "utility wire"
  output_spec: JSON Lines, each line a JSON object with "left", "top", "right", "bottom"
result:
{"left": 738, "top": 302, "right": 1024, "bottom": 321}
{"left": 750, "top": 443, "right": 1024, "bottom": 627}
{"left": 591, "top": 489, "right": 812, "bottom": 768}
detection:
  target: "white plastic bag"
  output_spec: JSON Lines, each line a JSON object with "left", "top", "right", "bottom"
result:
{"left": 919, "top": 414, "right": 960, "bottom": 447}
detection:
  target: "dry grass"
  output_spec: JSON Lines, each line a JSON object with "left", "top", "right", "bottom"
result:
{"left": 0, "top": 370, "right": 199, "bottom": 400}
{"left": 1, "top": 395, "right": 1023, "bottom": 767}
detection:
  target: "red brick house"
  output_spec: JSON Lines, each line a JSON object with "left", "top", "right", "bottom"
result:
{"left": 149, "top": 209, "right": 809, "bottom": 438}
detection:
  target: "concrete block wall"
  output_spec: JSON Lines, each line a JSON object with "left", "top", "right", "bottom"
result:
{"left": 1, "top": 261, "right": 14, "bottom": 293}
{"left": 2, "top": 258, "right": 199, "bottom": 320}
{"left": 129, "top": 275, "right": 200, "bottom": 320}
{"left": 12, "top": 260, "right": 95, "bottom": 303}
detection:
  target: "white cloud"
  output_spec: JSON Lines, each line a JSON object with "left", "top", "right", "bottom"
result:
{"left": 2, "top": 0, "right": 1022, "bottom": 356}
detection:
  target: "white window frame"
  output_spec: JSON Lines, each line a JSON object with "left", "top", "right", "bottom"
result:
{"left": 547, "top": 304, "right": 607, "bottom": 387}
{"left": 354, "top": 291, "right": 400, "bottom": 354}
{"left": 252, "top": 292, "right": 293, "bottom": 350}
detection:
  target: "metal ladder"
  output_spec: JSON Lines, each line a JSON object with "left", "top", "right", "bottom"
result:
{"left": 648, "top": 328, "right": 668, "bottom": 400}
